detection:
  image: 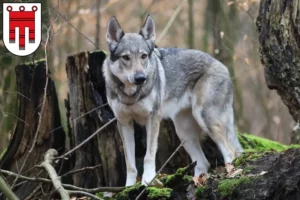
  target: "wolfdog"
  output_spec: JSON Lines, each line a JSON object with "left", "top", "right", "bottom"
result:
{"left": 103, "top": 15, "right": 243, "bottom": 186}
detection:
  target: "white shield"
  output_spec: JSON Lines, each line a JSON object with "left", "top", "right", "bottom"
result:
{"left": 3, "top": 3, "right": 41, "bottom": 56}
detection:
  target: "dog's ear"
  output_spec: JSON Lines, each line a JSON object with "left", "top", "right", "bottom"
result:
{"left": 106, "top": 16, "right": 124, "bottom": 47}
{"left": 140, "top": 14, "right": 156, "bottom": 42}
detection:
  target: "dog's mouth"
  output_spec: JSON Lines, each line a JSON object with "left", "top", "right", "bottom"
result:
{"left": 118, "top": 84, "right": 139, "bottom": 97}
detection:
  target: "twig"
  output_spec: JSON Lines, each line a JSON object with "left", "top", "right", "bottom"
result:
{"left": 57, "top": 117, "right": 116, "bottom": 159}
{"left": 67, "top": 190, "right": 103, "bottom": 200}
{"left": 135, "top": 140, "right": 186, "bottom": 200}
{"left": 156, "top": 0, "right": 188, "bottom": 44}
{"left": 60, "top": 164, "right": 101, "bottom": 178}
{"left": 11, "top": 24, "right": 51, "bottom": 187}
{"left": 40, "top": 149, "right": 69, "bottom": 200}
{"left": 0, "top": 176, "right": 19, "bottom": 200}
{"left": 1, "top": 112, "right": 29, "bottom": 126}
{"left": 0, "top": 169, "right": 125, "bottom": 193}
{"left": 52, "top": 6, "right": 99, "bottom": 49}
{"left": 4, "top": 91, "right": 31, "bottom": 102}
{"left": 48, "top": 103, "right": 108, "bottom": 134}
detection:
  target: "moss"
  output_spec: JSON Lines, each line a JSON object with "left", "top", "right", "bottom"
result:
{"left": 218, "top": 177, "right": 252, "bottom": 198}
{"left": 113, "top": 183, "right": 143, "bottom": 200}
{"left": 146, "top": 187, "right": 172, "bottom": 200}
{"left": 196, "top": 185, "right": 208, "bottom": 198}
{"left": 183, "top": 175, "right": 192, "bottom": 182}
{"left": 96, "top": 192, "right": 104, "bottom": 198}
{"left": 163, "top": 166, "right": 187, "bottom": 186}
{"left": 238, "top": 133, "right": 289, "bottom": 152}
{"left": 242, "top": 166, "right": 254, "bottom": 174}
{"left": 233, "top": 151, "right": 266, "bottom": 167}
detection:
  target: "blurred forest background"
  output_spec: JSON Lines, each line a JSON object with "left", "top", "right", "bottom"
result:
{"left": 0, "top": 0, "right": 295, "bottom": 153}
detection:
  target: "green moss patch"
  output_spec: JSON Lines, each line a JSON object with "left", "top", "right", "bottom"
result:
{"left": 238, "top": 133, "right": 300, "bottom": 152}
{"left": 113, "top": 183, "right": 143, "bottom": 200}
{"left": 218, "top": 177, "right": 252, "bottom": 198}
{"left": 196, "top": 185, "right": 208, "bottom": 198}
{"left": 239, "top": 133, "right": 286, "bottom": 151}
{"left": 233, "top": 151, "right": 266, "bottom": 167}
{"left": 146, "top": 187, "right": 172, "bottom": 200}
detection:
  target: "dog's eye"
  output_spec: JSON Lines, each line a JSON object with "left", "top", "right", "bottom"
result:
{"left": 122, "top": 55, "right": 130, "bottom": 61}
{"left": 141, "top": 54, "right": 148, "bottom": 59}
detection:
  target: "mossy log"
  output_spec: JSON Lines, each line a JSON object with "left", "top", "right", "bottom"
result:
{"left": 106, "top": 135, "right": 300, "bottom": 200}
{"left": 256, "top": 0, "right": 300, "bottom": 122}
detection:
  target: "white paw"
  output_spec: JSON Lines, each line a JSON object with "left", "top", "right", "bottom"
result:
{"left": 141, "top": 170, "right": 156, "bottom": 186}
{"left": 125, "top": 172, "right": 137, "bottom": 186}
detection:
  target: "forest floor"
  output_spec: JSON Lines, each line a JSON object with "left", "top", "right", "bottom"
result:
{"left": 96, "top": 134, "right": 300, "bottom": 200}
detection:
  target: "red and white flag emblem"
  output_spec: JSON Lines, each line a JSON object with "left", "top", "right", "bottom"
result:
{"left": 3, "top": 3, "right": 41, "bottom": 56}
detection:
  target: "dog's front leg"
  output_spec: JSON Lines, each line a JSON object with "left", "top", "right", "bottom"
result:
{"left": 117, "top": 121, "right": 137, "bottom": 186}
{"left": 142, "top": 114, "right": 161, "bottom": 185}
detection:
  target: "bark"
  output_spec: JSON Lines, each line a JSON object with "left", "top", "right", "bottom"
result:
{"left": 0, "top": 61, "right": 65, "bottom": 199}
{"left": 256, "top": 0, "right": 300, "bottom": 122}
{"left": 197, "top": 149, "right": 300, "bottom": 200}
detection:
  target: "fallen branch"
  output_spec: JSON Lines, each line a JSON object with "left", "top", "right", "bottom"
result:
{"left": 0, "top": 176, "right": 19, "bottom": 200}
{"left": 0, "top": 169, "right": 125, "bottom": 193}
{"left": 40, "top": 149, "right": 69, "bottom": 200}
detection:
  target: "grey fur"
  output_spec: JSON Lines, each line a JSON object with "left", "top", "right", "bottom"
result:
{"left": 103, "top": 15, "right": 243, "bottom": 186}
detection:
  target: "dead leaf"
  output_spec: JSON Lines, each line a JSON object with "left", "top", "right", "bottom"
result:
{"left": 199, "top": 173, "right": 209, "bottom": 185}
{"left": 225, "top": 163, "right": 235, "bottom": 173}
{"left": 227, "top": 168, "right": 243, "bottom": 178}
{"left": 244, "top": 58, "right": 250, "bottom": 65}
{"left": 192, "top": 176, "right": 202, "bottom": 187}
{"left": 260, "top": 171, "right": 268, "bottom": 175}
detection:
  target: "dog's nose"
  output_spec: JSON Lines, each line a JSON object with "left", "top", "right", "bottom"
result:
{"left": 134, "top": 72, "right": 146, "bottom": 85}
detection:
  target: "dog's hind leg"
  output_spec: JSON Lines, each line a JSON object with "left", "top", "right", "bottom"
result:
{"left": 192, "top": 74, "right": 243, "bottom": 164}
{"left": 173, "top": 108, "right": 210, "bottom": 177}
{"left": 117, "top": 121, "right": 137, "bottom": 186}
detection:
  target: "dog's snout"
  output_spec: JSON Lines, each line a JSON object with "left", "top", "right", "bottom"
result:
{"left": 134, "top": 72, "right": 146, "bottom": 85}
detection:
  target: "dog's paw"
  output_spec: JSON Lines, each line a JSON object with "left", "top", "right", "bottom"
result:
{"left": 125, "top": 175, "right": 137, "bottom": 186}
{"left": 141, "top": 170, "right": 156, "bottom": 186}
{"left": 141, "top": 177, "right": 163, "bottom": 187}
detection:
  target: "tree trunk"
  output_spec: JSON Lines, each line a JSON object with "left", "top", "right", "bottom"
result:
{"left": 256, "top": 0, "right": 300, "bottom": 123}
{"left": 0, "top": 61, "right": 65, "bottom": 199}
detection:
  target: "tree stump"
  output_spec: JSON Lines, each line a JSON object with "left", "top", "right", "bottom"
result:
{"left": 0, "top": 61, "right": 65, "bottom": 199}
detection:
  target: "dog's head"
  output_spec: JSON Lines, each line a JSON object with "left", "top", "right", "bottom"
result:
{"left": 105, "top": 15, "right": 156, "bottom": 86}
